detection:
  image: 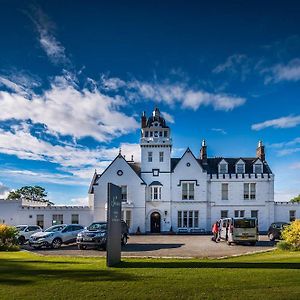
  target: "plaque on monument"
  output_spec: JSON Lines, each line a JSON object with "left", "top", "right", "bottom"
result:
{"left": 106, "top": 183, "right": 122, "bottom": 267}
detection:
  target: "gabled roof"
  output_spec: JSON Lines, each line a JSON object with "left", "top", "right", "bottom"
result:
{"left": 172, "top": 148, "right": 203, "bottom": 172}
{"left": 88, "top": 154, "right": 146, "bottom": 194}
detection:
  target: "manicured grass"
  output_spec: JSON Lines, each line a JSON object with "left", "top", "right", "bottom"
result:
{"left": 0, "top": 250, "right": 300, "bottom": 299}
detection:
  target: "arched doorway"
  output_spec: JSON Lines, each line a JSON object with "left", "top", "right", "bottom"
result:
{"left": 150, "top": 212, "right": 161, "bottom": 233}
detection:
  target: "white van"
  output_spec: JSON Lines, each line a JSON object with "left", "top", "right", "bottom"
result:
{"left": 219, "top": 218, "right": 258, "bottom": 246}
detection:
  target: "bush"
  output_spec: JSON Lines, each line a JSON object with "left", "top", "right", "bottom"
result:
{"left": 279, "top": 220, "right": 300, "bottom": 251}
{"left": 277, "top": 240, "right": 293, "bottom": 251}
{"left": 0, "top": 224, "right": 19, "bottom": 251}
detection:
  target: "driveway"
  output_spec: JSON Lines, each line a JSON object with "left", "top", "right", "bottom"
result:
{"left": 23, "top": 235, "right": 275, "bottom": 258}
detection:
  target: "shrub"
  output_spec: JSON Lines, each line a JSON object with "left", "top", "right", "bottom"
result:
{"left": 277, "top": 240, "right": 292, "bottom": 251}
{"left": 0, "top": 224, "right": 19, "bottom": 251}
{"left": 280, "top": 220, "right": 300, "bottom": 251}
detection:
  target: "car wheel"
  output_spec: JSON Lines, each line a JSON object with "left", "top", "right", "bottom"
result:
{"left": 269, "top": 233, "right": 275, "bottom": 241}
{"left": 51, "top": 238, "right": 62, "bottom": 249}
{"left": 18, "top": 236, "right": 25, "bottom": 245}
{"left": 227, "top": 241, "right": 232, "bottom": 246}
{"left": 78, "top": 244, "right": 87, "bottom": 250}
{"left": 121, "top": 235, "right": 128, "bottom": 246}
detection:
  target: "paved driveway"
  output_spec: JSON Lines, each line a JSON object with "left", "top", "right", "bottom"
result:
{"left": 23, "top": 235, "right": 275, "bottom": 258}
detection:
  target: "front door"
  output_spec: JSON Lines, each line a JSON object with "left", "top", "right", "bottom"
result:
{"left": 150, "top": 212, "right": 161, "bottom": 233}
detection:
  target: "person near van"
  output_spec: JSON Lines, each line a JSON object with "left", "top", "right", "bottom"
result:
{"left": 212, "top": 221, "right": 219, "bottom": 242}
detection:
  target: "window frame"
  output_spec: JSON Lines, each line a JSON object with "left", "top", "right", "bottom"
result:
{"left": 221, "top": 183, "right": 229, "bottom": 200}
{"left": 182, "top": 182, "right": 195, "bottom": 200}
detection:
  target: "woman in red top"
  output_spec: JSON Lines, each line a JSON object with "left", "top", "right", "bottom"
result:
{"left": 212, "top": 221, "right": 219, "bottom": 242}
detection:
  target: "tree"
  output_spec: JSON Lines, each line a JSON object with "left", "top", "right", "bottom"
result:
{"left": 290, "top": 194, "right": 300, "bottom": 203}
{"left": 6, "top": 186, "right": 53, "bottom": 205}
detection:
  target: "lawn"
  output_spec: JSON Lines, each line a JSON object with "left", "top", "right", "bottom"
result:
{"left": 0, "top": 250, "right": 300, "bottom": 299}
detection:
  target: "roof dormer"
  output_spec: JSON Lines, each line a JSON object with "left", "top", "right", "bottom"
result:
{"left": 253, "top": 158, "right": 263, "bottom": 174}
{"left": 235, "top": 159, "right": 245, "bottom": 174}
{"left": 218, "top": 159, "right": 228, "bottom": 174}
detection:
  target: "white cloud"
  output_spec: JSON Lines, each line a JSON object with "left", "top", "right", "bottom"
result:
{"left": 0, "top": 123, "right": 140, "bottom": 179}
{"left": 290, "top": 162, "right": 300, "bottom": 169}
{"left": 70, "top": 196, "right": 89, "bottom": 206}
{"left": 264, "top": 58, "right": 300, "bottom": 83}
{"left": 212, "top": 54, "right": 248, "bottom": 74}
{"left": 211, "top": 128, "right": 227, "bottom": 135}
{"left": 0, "top": 75, "right": 139, "bottom": 142}
{"left": 28, "top": 6, "right": 69, "bottom": 65}
{"left": 251, "top": 115, "right": 300, "bottom": 130}
{"left": 0, "top": 169, "right": 86, "bottom": 186}
{"left": 128, "top": 81, "right": 246, "bottom": 111}
{"left": 0, "top": 182, "right": 10, "bottom": 199}
{"left": 161, "top": 111, "right": 175, "bottom": 124}
{"left": 277, "top": 148, "right": 300, "bottom": 157}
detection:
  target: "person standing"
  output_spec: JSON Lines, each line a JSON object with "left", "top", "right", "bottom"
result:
{"left": 212, "top": 221, "right": 219, "bottom": 242}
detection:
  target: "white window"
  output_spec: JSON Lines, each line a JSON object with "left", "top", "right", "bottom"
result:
{"left": 234, "top": 210, "right": 245, "bottom": 217}
{"left": 125, "top": 210, "right": 132, "bottom": 228}
{"left": 219, "top": 163, "right": 228, "bottom": 174}
{"left": 236, "top": 163, "right": 245, "bottom": 174}
{"left": 178, "top": 210, "right": 199, "bottom": 228}
{"left": 182, "top": 182, "right": 195, "bottom": 200}
{"left": 244, "top": 183, "right": 256, "bottom": 200}
{"left": 122, "top": 210, "right": 132, "bottom": 229}
{"left": 221, "top": 210, "right": 228, "bottom": 218}
{"left": 121, "top": 185, "right": 127, "bottom": 202}
{"left": 221, "top": 183, "right": 229, "bottom": 200}
{"left": 36, "top": 214, "right": 44, "bottom": 228}
{"left": 251, "top": 210, "right": 258, "bottom": 219}
{"left": 52, "top": 214, "right": 63, "bottom": 225}
{"left": 159, "top": 151, "right": 164, "bottom": 162}
{"left": 254, "top": 163, "right": 263, "bottom": 174}
{"left": 71, "top": 214, "right": 79, "bottom": 224}
{"left": 289, "top": 210, "right": 296, "bottom": 222}
{"left": 148, "top": 151, "right": 153, "bottom": 162}
{"left": 150, "top": 186, "right": 161, "bottom": 200}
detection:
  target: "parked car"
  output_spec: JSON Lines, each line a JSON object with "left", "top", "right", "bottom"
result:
{"left": 219, "top": 217, "right": 259, "bottom": 245}
{"left": 267, "top": 222, "right": 290, "bottom": 241}
{"left": 29, "top": 224, "right": 84, "bottom": 249}
{"left": 76, "top": 220, "right": 129, "bottom": 250}
{"left": 15, "top": 225, "right": 42, "bottom": 245}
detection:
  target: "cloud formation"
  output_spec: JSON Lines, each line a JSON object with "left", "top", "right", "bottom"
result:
{"left": 252, "top": 115, "right": 300, "bottom": 130}
{"left": 263, "top": 58, "right": 300, "bottom": 83}
{"left": 0, "top": 182, "right": 10, "bottom": 199}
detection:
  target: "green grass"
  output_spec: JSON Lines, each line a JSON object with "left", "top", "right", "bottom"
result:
{"left": 0, "top": 250, "right": 300, "bottom": 299}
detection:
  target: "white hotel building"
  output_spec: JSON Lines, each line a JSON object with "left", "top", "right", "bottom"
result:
{"left": 1, "top": 108, "right": 299, "bottom": 233}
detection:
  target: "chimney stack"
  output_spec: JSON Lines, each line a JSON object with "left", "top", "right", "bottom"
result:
{"left": 200, "top": 139, "right": 207, "bottom": 162}
{"left": 256, "top": 140, "right": 265, "bottom": 161}
{"left": 141, "top": 111, "right": 147, "bottom": 128}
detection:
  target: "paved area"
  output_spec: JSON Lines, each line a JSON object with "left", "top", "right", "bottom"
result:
{"left": 23, "top": 235, "right": 275, "bottom": 258}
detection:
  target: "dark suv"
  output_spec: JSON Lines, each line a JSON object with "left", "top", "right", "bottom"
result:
{"left": 76, "top": 221, "right": 129, "bottom": 250}
{"left": 267, "top": 222, "right": 289, "bottom": 241}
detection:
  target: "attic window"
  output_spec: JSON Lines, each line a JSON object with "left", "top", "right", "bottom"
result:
{"left": 219, "top": 163, "right": 228, "bottom": 174}
{"left": 236, "top": 163, "right": 245, "bottom": 174}
{"left": 254, "top": 163, "right": 263, "bottom": 174}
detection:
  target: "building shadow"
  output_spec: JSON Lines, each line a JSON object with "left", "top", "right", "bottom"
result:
{"left": 117, "top": 260, "right": 300, "bottom": 270}
{"left": 122, "top": 243, "right": 185, "bottom": 252}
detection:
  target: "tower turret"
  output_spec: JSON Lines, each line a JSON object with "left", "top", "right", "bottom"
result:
{"left": 256, "top": 140, "right": 265, "bottom": 161}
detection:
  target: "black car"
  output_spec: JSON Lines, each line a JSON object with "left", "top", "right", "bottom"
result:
{"left": 76, "top": 221, "right": 129, "bottom": 250}
{"left": 267, "top": 222, "right": 289, "bottom": 241}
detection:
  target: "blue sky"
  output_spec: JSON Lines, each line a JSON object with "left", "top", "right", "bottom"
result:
{"left": 0, "top": 0, "right": 300, "bottom": 204}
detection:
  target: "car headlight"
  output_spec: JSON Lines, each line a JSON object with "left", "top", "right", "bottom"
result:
{"left": 77, "top": 233, "right": 82, "bottom": 238}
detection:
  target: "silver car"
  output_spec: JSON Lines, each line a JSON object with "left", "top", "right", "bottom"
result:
{"left": 29, "top": 224, "right": 84, "bottom": 249}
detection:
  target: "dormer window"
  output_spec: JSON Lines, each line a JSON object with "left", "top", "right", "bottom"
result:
{"left": 219, "top": 159, "right": 228, "bottom": 174}
{"left": 253, "top": 161, "right": 263, "bottom": 173}
{"left": 235, "top": 159, "right": 245, "bottom": 174}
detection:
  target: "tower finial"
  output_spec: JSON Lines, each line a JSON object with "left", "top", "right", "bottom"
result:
{"left": 119, "top": 148, "right": 122, "bottom": 155}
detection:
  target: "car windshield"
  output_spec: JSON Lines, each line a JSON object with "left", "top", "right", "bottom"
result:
{"left": 88, "top": 223, "right": 107, "bottom": 231}
{"left": 16, "top": 226, "right": 27, "bottom": 231}
{"left": 234, "top": 219, "right": 256, "bottom": 228}
{"left": 44, "top": 225, "right": 66, "bottom": 232}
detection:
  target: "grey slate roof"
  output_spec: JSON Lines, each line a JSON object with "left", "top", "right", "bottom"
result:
{"left": 171, "top": 157, "right": 272, "bottom": 174}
